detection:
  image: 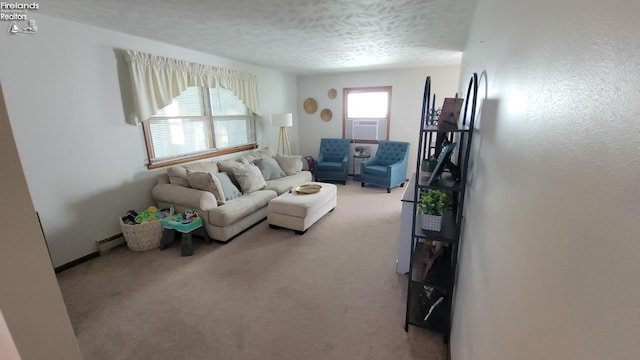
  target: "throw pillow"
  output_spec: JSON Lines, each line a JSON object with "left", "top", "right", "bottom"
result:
{"left": 244, "top": 151, "right": 262, "bottom": 164}
{"left": 231, "top": 163, "right": 267, "bottom": 194}
{"left": 183, "top": 161, "right": 218, "bottom": 174}
{"left": 186, "top": 171, "right": 226, "bottom": 205}
{"left": 257, "top": 147, "right": 276, "bottom": 158}
{"left": 254, "top": 157, "right": 286, "bottom": 181}
{"left": 275, "top": 153, "right": 303, "bottom": 175}
{"left": 167, "top": 166, "right": 189, "bottom": 187}
{"left": 214, "top": 172, "right": 242, "bottom": 201}
{"left": 216, "top": 158, "right": 249, "bottom": 187}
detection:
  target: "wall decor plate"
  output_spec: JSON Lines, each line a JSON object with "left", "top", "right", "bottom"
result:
{"left": 303, "top": 98, "right": 318, "bottom": 114}
{"left": 320, "top": 108, "right": 332, "bottom": 122}
{"left": 328, "top": 88, "right": 337, "bottom": 99}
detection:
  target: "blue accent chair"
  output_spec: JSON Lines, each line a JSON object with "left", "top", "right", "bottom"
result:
{"left": 360, "top": 140, "right": 410, "bottom": 193}
{"left": 315, "top": 138, "right": 350, "bottom": 185}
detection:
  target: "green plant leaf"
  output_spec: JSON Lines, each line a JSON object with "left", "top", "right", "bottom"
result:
{"left": 418, "top": 189, "right": 448, "bottom": 216}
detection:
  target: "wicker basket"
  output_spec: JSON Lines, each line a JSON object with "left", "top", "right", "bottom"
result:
{"left": 120, "top": 210, "right": 171, "bottom": 251}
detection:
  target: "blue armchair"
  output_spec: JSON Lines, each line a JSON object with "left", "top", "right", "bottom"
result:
{"left": 315, "top": 138, "right": 350, "bottom": 185}
{"left": 360, "top": 140, "right": 410, "bottom": 193}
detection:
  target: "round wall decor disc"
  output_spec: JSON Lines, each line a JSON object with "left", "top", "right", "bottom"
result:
{"left": 328, "top": 88, "right": 337, "bottom": 99}
{"left": 303, "top": 98, "right": 318, "bottom": 114}
{"left": 320, "top": 108, "right": 332, "bottom": 122}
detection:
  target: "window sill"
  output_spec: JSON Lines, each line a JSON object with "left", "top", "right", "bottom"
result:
{"left": 147, "top": 143, "right": 258, "bottom": 170}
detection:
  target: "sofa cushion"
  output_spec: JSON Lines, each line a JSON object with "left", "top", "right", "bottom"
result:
{"left": 186, "top": 171, "right": 226, "bottom": 205}
{"left": 167, "top": 161, "right": 219, "bottom": 187}
{"left": 316, "top": 161, "right": 344, "bottom": 170}
{"left": 244, "top": 147, "right": 274, "bottom": 163}
{"left": 167, "top": 166, "right": 189, "bottom": 187}
{"left": 183, "top": 161, "right": 218, "bottom": 174}
{"left": 259, "top": 147, "right": 276, "bottom": 158}
{"left": 254, "top": 157, "right": 286, "bottom": 181}
{"left": 362, "top": 164, "right": 388, "bottom": 177}
{"left": 208, "top": 190, "right": 277, "bottom": 227}
{"left": 275, "top": 153, "right": 303, "bottom": 175}
{"left": 265, "top": 171, "right": 313, "bottom": 195}
{"left": 214, "top": 172, "right": 241, "bottom": 201}
{"left": 232, "top": 163, "right": 267, "bottom": 194}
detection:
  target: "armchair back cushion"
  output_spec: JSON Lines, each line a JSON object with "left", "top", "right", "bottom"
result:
{"left": 318, "top": 138, "right": 350, "bottom": 162}
{"left": 374, "top": 141, "right": 410, "bottom": 166}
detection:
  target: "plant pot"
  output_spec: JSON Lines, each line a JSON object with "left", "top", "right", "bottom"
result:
{"left": 421, "top": 159, "right": 437, "bottom": 173}
{"left": 421, "top": 213, "right": 442, "bottom": 232}
{"left": 420, "top": 159, "right": 438, "bottom": 180}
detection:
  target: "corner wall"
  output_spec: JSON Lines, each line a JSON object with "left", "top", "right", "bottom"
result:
{"left": 0, "top": 84, "right": 82, "bottom": 359}
{"left": 452, "top": 1, "right": 640, "bottom": 359}
{"left": 0, "top": 15, "right": 297, "bottom": 267}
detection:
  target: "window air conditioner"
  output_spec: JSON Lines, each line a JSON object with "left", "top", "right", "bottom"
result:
{"left": 352, "top": 120, "right": 378, "bottom": 140}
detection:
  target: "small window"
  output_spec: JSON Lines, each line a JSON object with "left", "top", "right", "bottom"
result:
{"left": 343, "top": 86, "right": 391, "bottom": 142}
{"left": 143, "top": 87, "right": 256, "bottom": 167}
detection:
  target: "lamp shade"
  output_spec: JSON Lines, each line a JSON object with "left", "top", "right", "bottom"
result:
{"left": 272, "top": 113, "right": 293, "bottom": 127}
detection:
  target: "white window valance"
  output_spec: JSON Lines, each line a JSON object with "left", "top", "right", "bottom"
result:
{"left": 123, "top": 50, "right": 261, "bottom": 125}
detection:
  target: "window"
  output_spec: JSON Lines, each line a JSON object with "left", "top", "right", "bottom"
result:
{"left": 143, "top": 86, "right": 256, "bottom": 168}
{"left": 343, "top": 86, "right": 391, "bottom": 143}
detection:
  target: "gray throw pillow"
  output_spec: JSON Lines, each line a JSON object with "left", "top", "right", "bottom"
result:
{"left": 214, "top": 172, "right": 241, "bottom": 201}
{"left": 254, "top": 157, "right": 286, "bottom": 181}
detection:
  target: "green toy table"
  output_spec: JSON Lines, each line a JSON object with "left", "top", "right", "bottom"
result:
{"left": 159, "top": 215, "right": 210, "bottom": 256}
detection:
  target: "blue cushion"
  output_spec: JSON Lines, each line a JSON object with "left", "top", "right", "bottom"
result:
{"left": 214, "top": 172, "right": 241, "bottom": 200}
{"left": 316, "top": 161, "right": 344, "bottom": 170}
{"left": 363, "top": 165, "right": 388, "bottom": 176}
{"left": 253, "top": 157, "right": 286, "bottom": 181}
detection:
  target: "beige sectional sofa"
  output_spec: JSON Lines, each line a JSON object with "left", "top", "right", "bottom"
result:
{"left": 152, "top": 147, "right": 312, "bottom": 242}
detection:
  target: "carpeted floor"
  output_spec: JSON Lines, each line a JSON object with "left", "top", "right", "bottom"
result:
{"left": 56, "top": 181, "right": 447, "bottom": 360}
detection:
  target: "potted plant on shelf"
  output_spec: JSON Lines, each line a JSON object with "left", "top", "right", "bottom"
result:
{"left": 418, "top": 189, "right": 448, "bottom": 231}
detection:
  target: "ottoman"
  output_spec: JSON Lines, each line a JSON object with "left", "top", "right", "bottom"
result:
{"left": 267, "top": 182, "right": 337, "bottom": 234}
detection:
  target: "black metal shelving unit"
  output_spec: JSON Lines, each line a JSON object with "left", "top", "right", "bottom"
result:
{"left": 404, "top": 74, "right": 478, "bottom": 342}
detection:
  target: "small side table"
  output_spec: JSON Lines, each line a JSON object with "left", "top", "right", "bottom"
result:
{"left": 352, "top": 154, "right": 370, "bottom": 180}
{"left": 160, "top": 215, "right": 210, "bottom": 256}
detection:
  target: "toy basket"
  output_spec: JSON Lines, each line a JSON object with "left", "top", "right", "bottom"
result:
{"left": 119, "top": 208, "right": 173, "bottom": 251}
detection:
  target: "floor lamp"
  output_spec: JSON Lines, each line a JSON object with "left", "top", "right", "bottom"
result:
{"left": 272, "top": 113, "right": 293, "bottom": 155}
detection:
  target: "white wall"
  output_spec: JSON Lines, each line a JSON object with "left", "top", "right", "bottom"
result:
{"left": 0, "top": 85, "right": 82, "bottom": 359}
{"left": 297, "top": 66, "right": 460, "bottom": 179}
{"left": 452, "top": 1, "right": 640, "bottom": 359}
{"left": 0, "top": 15, "right": 297, "bottom": 267}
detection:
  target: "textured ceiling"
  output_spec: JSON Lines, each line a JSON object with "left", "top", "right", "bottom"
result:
{"left": 39, "top": 0, "right": 478, "bottom": 75}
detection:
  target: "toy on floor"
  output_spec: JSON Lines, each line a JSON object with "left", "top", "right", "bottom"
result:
{"left": 121, "top": 206, "right": 172, "bottom": 225}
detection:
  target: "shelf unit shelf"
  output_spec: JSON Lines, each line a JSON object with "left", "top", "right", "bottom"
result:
{"left": 416, "top": 173, "right": 466, "bottom": 193}
{"left": 422, "top": 125, "right": 472, "bottom": 133}
{"left": 413, "top": 210, "right": 460, "bottom": 244}
{"left": 404, "top": 73, "right": 478, "bottom": 342}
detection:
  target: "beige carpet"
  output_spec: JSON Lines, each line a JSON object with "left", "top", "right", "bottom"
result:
{"left": 56, "top": 181, "right": 447, "bottom": 360}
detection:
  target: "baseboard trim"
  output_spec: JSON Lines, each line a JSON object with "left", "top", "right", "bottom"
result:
{"left": 54, "top": 252, "right": 99, "bottom": 273}
{"left": 54, "top": 233, "right": 124, "bottom": 273}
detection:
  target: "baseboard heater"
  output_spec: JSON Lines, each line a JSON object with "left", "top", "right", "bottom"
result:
{"left": 95, "top": 233, "right": 125, "bottom": 256}
{"left": 54, "top": 233, "right": 124, "bottom": 273}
